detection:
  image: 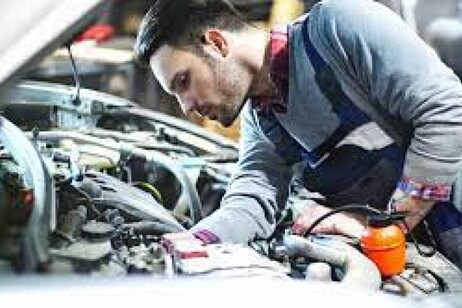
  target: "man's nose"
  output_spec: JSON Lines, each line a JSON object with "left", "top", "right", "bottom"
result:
{"left": 178, "top": 95, "right": 198, "bottom": 115}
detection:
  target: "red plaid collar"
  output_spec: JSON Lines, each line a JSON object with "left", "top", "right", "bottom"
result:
{"left": 251, "top": 24, "right": 289, "bottom": 113}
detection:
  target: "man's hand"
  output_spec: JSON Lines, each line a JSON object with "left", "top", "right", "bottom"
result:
{"left": 291, "top": 201, "right": 366, "bottom": 239}
{"left": 388, "top": 188, "right": 436, "bottom": 233}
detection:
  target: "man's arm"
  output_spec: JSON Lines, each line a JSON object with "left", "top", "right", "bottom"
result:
{"left": 191, "top": 103, "right": 293, "bottom": 243}
{"left": 308, "top": 0, "right": 462, "bottom": 231}
{"left": 388, "top": 187, "right": 435, "bottom": 232}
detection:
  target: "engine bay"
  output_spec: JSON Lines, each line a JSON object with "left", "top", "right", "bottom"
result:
{"left": 0, "top": 81, "right": 461, "bottom": 302}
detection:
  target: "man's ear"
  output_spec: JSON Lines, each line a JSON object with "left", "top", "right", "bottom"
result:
{"left": 201, "top": 29, "right": 229, "bottom": 58}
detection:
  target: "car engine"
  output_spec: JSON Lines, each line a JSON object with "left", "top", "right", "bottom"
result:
{"left": 0, "top": 81, "right": 461, "bottom": 301}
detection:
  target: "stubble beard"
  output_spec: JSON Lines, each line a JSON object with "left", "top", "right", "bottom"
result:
{"left": 211, "top": 58, "right": 251, "bottom": 127}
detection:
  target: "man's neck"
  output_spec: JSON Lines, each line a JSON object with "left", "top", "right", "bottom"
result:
{"left": 234, "top": 28, "right": 275, "bottom": 98}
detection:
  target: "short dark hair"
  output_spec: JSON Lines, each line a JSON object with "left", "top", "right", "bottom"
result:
{"left": 134, "top": 0, "right": 248, "bottom": 66}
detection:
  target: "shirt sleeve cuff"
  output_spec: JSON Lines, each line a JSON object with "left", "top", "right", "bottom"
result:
{"left": 192, "top": 229, "right": 221, "bottom": 244}
{"left": 396, "top": 177, "right": 452, "bottom": 201}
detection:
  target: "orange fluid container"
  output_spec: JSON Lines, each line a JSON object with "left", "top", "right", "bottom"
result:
{"left": 360, "top": 215, "right": 406, "bottom": 278}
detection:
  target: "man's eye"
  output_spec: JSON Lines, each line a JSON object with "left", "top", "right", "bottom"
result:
{"left": 178, "top": 73, "right": 190, "bottom": 91}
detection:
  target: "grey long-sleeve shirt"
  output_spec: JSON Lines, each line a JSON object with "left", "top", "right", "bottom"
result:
{"left": 192, "top": 0, "right": 462, "bottom": 243}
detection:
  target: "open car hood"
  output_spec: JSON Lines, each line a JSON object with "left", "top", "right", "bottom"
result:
{"left": 0, "top": 0, "right": 104, "bottom": 95}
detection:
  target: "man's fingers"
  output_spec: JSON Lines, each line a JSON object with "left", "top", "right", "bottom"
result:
{"left": 292, "top": 216, "right": 308, "bottom": 234}
{"left": 292, "top": 215, "right": 334, "bottom": 235}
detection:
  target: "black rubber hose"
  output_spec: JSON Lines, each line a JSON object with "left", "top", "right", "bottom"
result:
{"left": 302, "top": 204, "right": 382, "bottom": 238}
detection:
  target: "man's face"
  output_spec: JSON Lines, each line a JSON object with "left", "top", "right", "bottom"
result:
{"left": 150, "top": 39, "right": 251, "bottom": 127}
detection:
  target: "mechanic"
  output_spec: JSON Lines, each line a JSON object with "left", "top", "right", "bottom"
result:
{"left": 134, "top": 0, "right": 462, "bottom": 269}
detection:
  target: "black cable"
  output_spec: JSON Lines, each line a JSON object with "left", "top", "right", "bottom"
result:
{"left": 267, "top": 209, "right": 293, "bottom": 242}
{"left": 403, "top": 219, "right": 437, "bottom": 257}
{"left": 427, "top": 268, "right": 449, "bottom": 292}
{"left": 302, "top": 204, "right": 382, "bottom": 238}
{"left": 66, "top": 43, "right": 81, "bottom": 106}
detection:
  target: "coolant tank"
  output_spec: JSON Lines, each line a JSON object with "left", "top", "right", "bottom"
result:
{"left": 360, "top": 215, "right": 406, "bottom": 278}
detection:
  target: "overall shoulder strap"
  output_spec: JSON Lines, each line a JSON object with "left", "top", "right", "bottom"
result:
{"left": 301, "top": 16, "right": 369, "bottom": 129}
{"left": 301, "top": 15, "right": 406, "bottom": 147}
